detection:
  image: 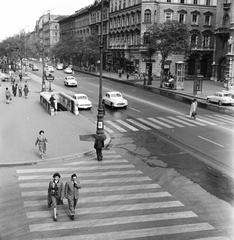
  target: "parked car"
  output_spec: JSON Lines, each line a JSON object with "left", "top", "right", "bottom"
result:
{"left": 56, "top": 64, "right": 63, "bottom": 70}
{"left": 64, "top": 67, "right": 73, "bottom": 74}
{"left": 29, "top": 63, "right": 34, "bottom": 68}
{"left": 32, "top": 65, "right": 39, "bottom": 71}
{"left": 64, "top": 76, "right": 77, "bottom": 87}
{"left": 47, "top": 66, "right": 54, "bottom": 72}
{"left": 72, "top": 93, "right": 92, "bottom": 109}
{"left": 207, "top": 92, "right": 234, "bottom": 106}
{"left": 0, "top": 72, "right": 10, "bottom": 81}
{"left": 103, "top": 91, "right": 128, "bottom": 108}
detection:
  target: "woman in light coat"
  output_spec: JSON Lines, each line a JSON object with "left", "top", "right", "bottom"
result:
{"left": 35, "top": 130, "right": 48, "bottom": 159}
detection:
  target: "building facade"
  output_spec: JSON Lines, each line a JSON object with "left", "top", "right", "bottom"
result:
{"left": 212, "top": 0, "right": 233, "bottom": 83}
{"left": 108, "top": 0, "right": 217, "bottom": 77}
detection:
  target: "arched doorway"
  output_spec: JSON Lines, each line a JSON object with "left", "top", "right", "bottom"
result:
{"left": 218, "top": 57, "right": 226, "bottom": 81}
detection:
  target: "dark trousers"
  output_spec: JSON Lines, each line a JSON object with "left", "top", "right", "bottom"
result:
{"left": 96, "top": 148, "right": 103, "bottom": 161}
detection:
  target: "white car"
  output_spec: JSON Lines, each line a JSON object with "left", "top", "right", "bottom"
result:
{"left": 72, "top": 94, "right": 92, "bottom": 109}
{"left": 47, "top": 66, "right": 54, "bottom": 72}
{"left": 207, "top": 92, "right": 234, "bottom": 106}
{"left": 64, "top": 67, "right": 73, "bottom": 74}
{"left": 64, "top": 76, "right": 77, "bottom": 87}
{"left": 103, "top": 91, "right": 128, "bottom": 108}
{"left": 56, "top": 64, "right": 63, "bottom": 70}
{"left": 0, "top": 73, "right": 10, "bottom": 81}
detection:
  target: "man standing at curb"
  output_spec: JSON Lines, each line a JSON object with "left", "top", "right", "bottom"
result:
{"left": 64, "top": 174, "right": 81, "bottom": 220}
{"left": 94, "top": 133, "right": 105, "bottom": 161}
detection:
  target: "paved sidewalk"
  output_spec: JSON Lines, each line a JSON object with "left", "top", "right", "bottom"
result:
{"left": 0, "top": 73, "right": 108, "bottom": 166}
{"left": 82, "top": 70, "right": 230, "bottom": 100}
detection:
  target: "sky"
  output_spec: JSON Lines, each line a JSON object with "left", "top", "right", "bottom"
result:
{"left": 0, "top": 0, "right": 95, "bottom": 41}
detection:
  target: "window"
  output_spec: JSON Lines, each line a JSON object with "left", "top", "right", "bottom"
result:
{"left": 111, "top": 3, "right": 113, "bottom": 12}
{"left": 165, "top": 12, "right": 172, "bottom": 21}
{"left": 204, "top": 15, "right": 211, "bottom": 26}
{"left": 191, "top": 34, "right": 197, "bottom": 46}
{"left": 167, "top": 0, "right": 171, "bottom": 2}
{"left": 115, "top": 1, "right": 117, "bottom": 10}
{"left": 179, "top": 14, "right": 185, "bottom": 23}
{"left": 180, "top": 0, "right": 185, "bottom": 3}
{"left": 223, "top": 14, "right": 229, "bottom": 27}
{"left": 206, "top": 0, "right": 211, "bottom": 5}
{"left": 203, "top": 35, "right": 210, "bottom": 47}
{"left": 127, "top": 15, "right": 130, "bottom": 26}
{"left": 191, "top": 14, "right": 198, "bottom": 25}
{"left": 119, "top": 0, "right": 122, "bottom": 10}
{"left": 193, "top": 0, "right": 198, "bottom": 4}
{"left": 144, "top": 9, "right": 151, "bottom": 23}
{"left": 123, "top": 0, "right": 126, "bottom": 8}
{"left": 132, "top": 15, "right": 135, "bottom": 25}
{"left": 122, "top": 16, "right": 125, "bottom": 26}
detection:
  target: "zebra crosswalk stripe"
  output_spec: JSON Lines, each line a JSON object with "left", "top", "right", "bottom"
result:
{"left": 137, "top": 118, "right": 162, "bottom": 129}
{"left": 177, "top": 116, "right": 207, "bottom": 126}
{"left": 126, "top": 118, "right": 151, "bottom": 130}
{"left": 167, "top": 116, "right": 196, "bottom": 126}
{"left": 206, "top": 115, "right": 234, "bottom": 124}
{"left": 213, "top": 114, "right": 234, "bottom": 121}
{"left": 105, "top": 120, "right": 127, "bottom": 132}
{"left": 157, "top": 117, "right": 185, "bottom": 127}
{"left": 147, "top": 117, "right": 174, "bottom": 128}
{"left": 116, "top": 119, "right": 139, "bottom": 131}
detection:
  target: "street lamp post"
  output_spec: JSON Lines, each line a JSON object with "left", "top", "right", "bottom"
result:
{"left": 96, "top": 0, "right": 105, "bottom": 139}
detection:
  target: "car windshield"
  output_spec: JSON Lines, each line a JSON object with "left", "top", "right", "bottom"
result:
{"left": 111, "top": 93, "right": 122, "bottom": 98}
{"left": 78, "top": 96, "right": 87, "bottom": 100}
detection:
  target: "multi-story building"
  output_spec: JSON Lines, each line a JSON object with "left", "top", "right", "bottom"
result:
{"left": 108, "top": 0, "right": 217, "bottom": 78}
{"left": 59, "top": 0, "right": 109, "bottom": 68}
{"left": 212, "top": 0, "right": 233, "bottom": 83}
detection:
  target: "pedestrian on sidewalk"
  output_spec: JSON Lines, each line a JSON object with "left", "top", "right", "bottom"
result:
{"left": 48, "top": 172, "right": 64, "bottom": 221}
{"left": 23, "top": 84, "right": 29, "bottom": 99}
{"left": 35, "top": 130, "right": 48, "bottom": 159}
{"left": 49, "top": 94, "right": 57, "bottom": 115}
{"left": 143, "top": 76, "right": 147, "bottom": 85}
{"left": 190, "top": 99, "right": 198, "bottom": 119}
{"left": 127, "top": 72, "right": 130, "bottom": 80}
{"left": 94, "top": 133, "right": 105, "bottom": 161}
{"left": 18, "top": 83, "right": 22, "bottom": 97}
{"left": 19, "top": 73, "right": 22, "bottom": 82}
{"left": 64, "top": 174, "right": 81, "bottom": 220}
{"left": 5, "top": 87, "right": 12, "bottom": 104}
{"left": 13, "top": 83, "right": 18, "bottom": 97}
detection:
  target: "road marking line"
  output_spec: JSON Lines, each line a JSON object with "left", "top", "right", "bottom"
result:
{"left": 20, "top": 176, "right": 152, "bottom": 188}
{"left": 157, "top": 117, "right": 185, "bottom": 127}
{"left": 129, "top": 107, "right": 141, "bottom": 112}
{"left": 29, "top": 211, "right": 197, "bottom": 232}
{"left": 198, "top": 136, "right": 224, "bottom": 148}
{"left": 137, "top": 118, "right": 162, "bottom": 129}
{"left": 24, "top": 192, "right": 172, "bottom": 206}
{"left": 31, "top": 223, "right": 213, "bottom": 239}
{"left": 106, "top": 120, "right": 127, "bottom": 132}
{"left": 196, "top": 117, "right": 217, "bottom": 125}
{"left": 147, "top": 117, "right": 174, "bottom": 128}
{"left": 116, "top": 119, "right": 139, "bottom": 131}
{"left": 192, "top": 237, "right": 230, "bottom": 240}
{"left": 218, "top": 126, "right": 234, "bottom": 132}
{"left": 21, "top": 183, "right": 161, "bottom": 196}
{"left": 126, "top": 119, "right": 151, "bottom": 130}
{"left": 26, "top": 201, "right": 184, "bottom": 218}
{"left": 167, "top": 116, "right": 196, "bottom": 127}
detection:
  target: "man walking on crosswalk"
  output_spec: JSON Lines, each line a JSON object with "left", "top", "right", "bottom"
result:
{"left": 64, "top": 174, "right": 81, "bottom": 220}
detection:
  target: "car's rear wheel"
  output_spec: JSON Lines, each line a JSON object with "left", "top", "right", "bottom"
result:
{"left": 124, "top": 105, "right": 127, "bottom": 109}
{"left": 218, "top": 101, "right": 222, "bottom": 106}
{"left": 111, "top": 103, "right": 114, "bottom": 109}
{"left": 207, "top": 98, "right": 210, "bottom": 103}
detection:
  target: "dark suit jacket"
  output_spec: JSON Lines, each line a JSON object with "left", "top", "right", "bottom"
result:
{"left": 64, "top": 180, "right": 81, "bottom": 200}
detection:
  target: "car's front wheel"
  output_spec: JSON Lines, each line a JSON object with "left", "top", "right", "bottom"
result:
{"left": 207, "top": 98, "right": 210, "bottom": 103}
{"left": 111, "top": 103, "right": 114, "bottom": 109}
{"left": 218, "top": 101, "right": 222, "bottom": 106}
{"left": 124, "top": 105, "right": 127, "bottom": 109}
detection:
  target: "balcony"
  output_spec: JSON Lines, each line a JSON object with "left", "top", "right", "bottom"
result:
{"left": 223, "top": 3, "right": 231, "bottom": 10}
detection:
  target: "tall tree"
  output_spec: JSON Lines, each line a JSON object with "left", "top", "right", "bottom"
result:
{"left": 144, "top": 20, "right": 191, "bottom": 86}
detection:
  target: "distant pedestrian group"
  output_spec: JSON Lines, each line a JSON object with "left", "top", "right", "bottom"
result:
{"left": 47, "top": 173, "right": 81, "bottom": 221}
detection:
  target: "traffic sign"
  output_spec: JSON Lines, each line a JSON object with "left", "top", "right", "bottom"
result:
{"left": 46, "top": 75, "right": 54, "bottom": 81}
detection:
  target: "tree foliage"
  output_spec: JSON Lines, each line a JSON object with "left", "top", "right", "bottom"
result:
{"left": 144, "top": 20, "right": 191, "bottom": 85}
